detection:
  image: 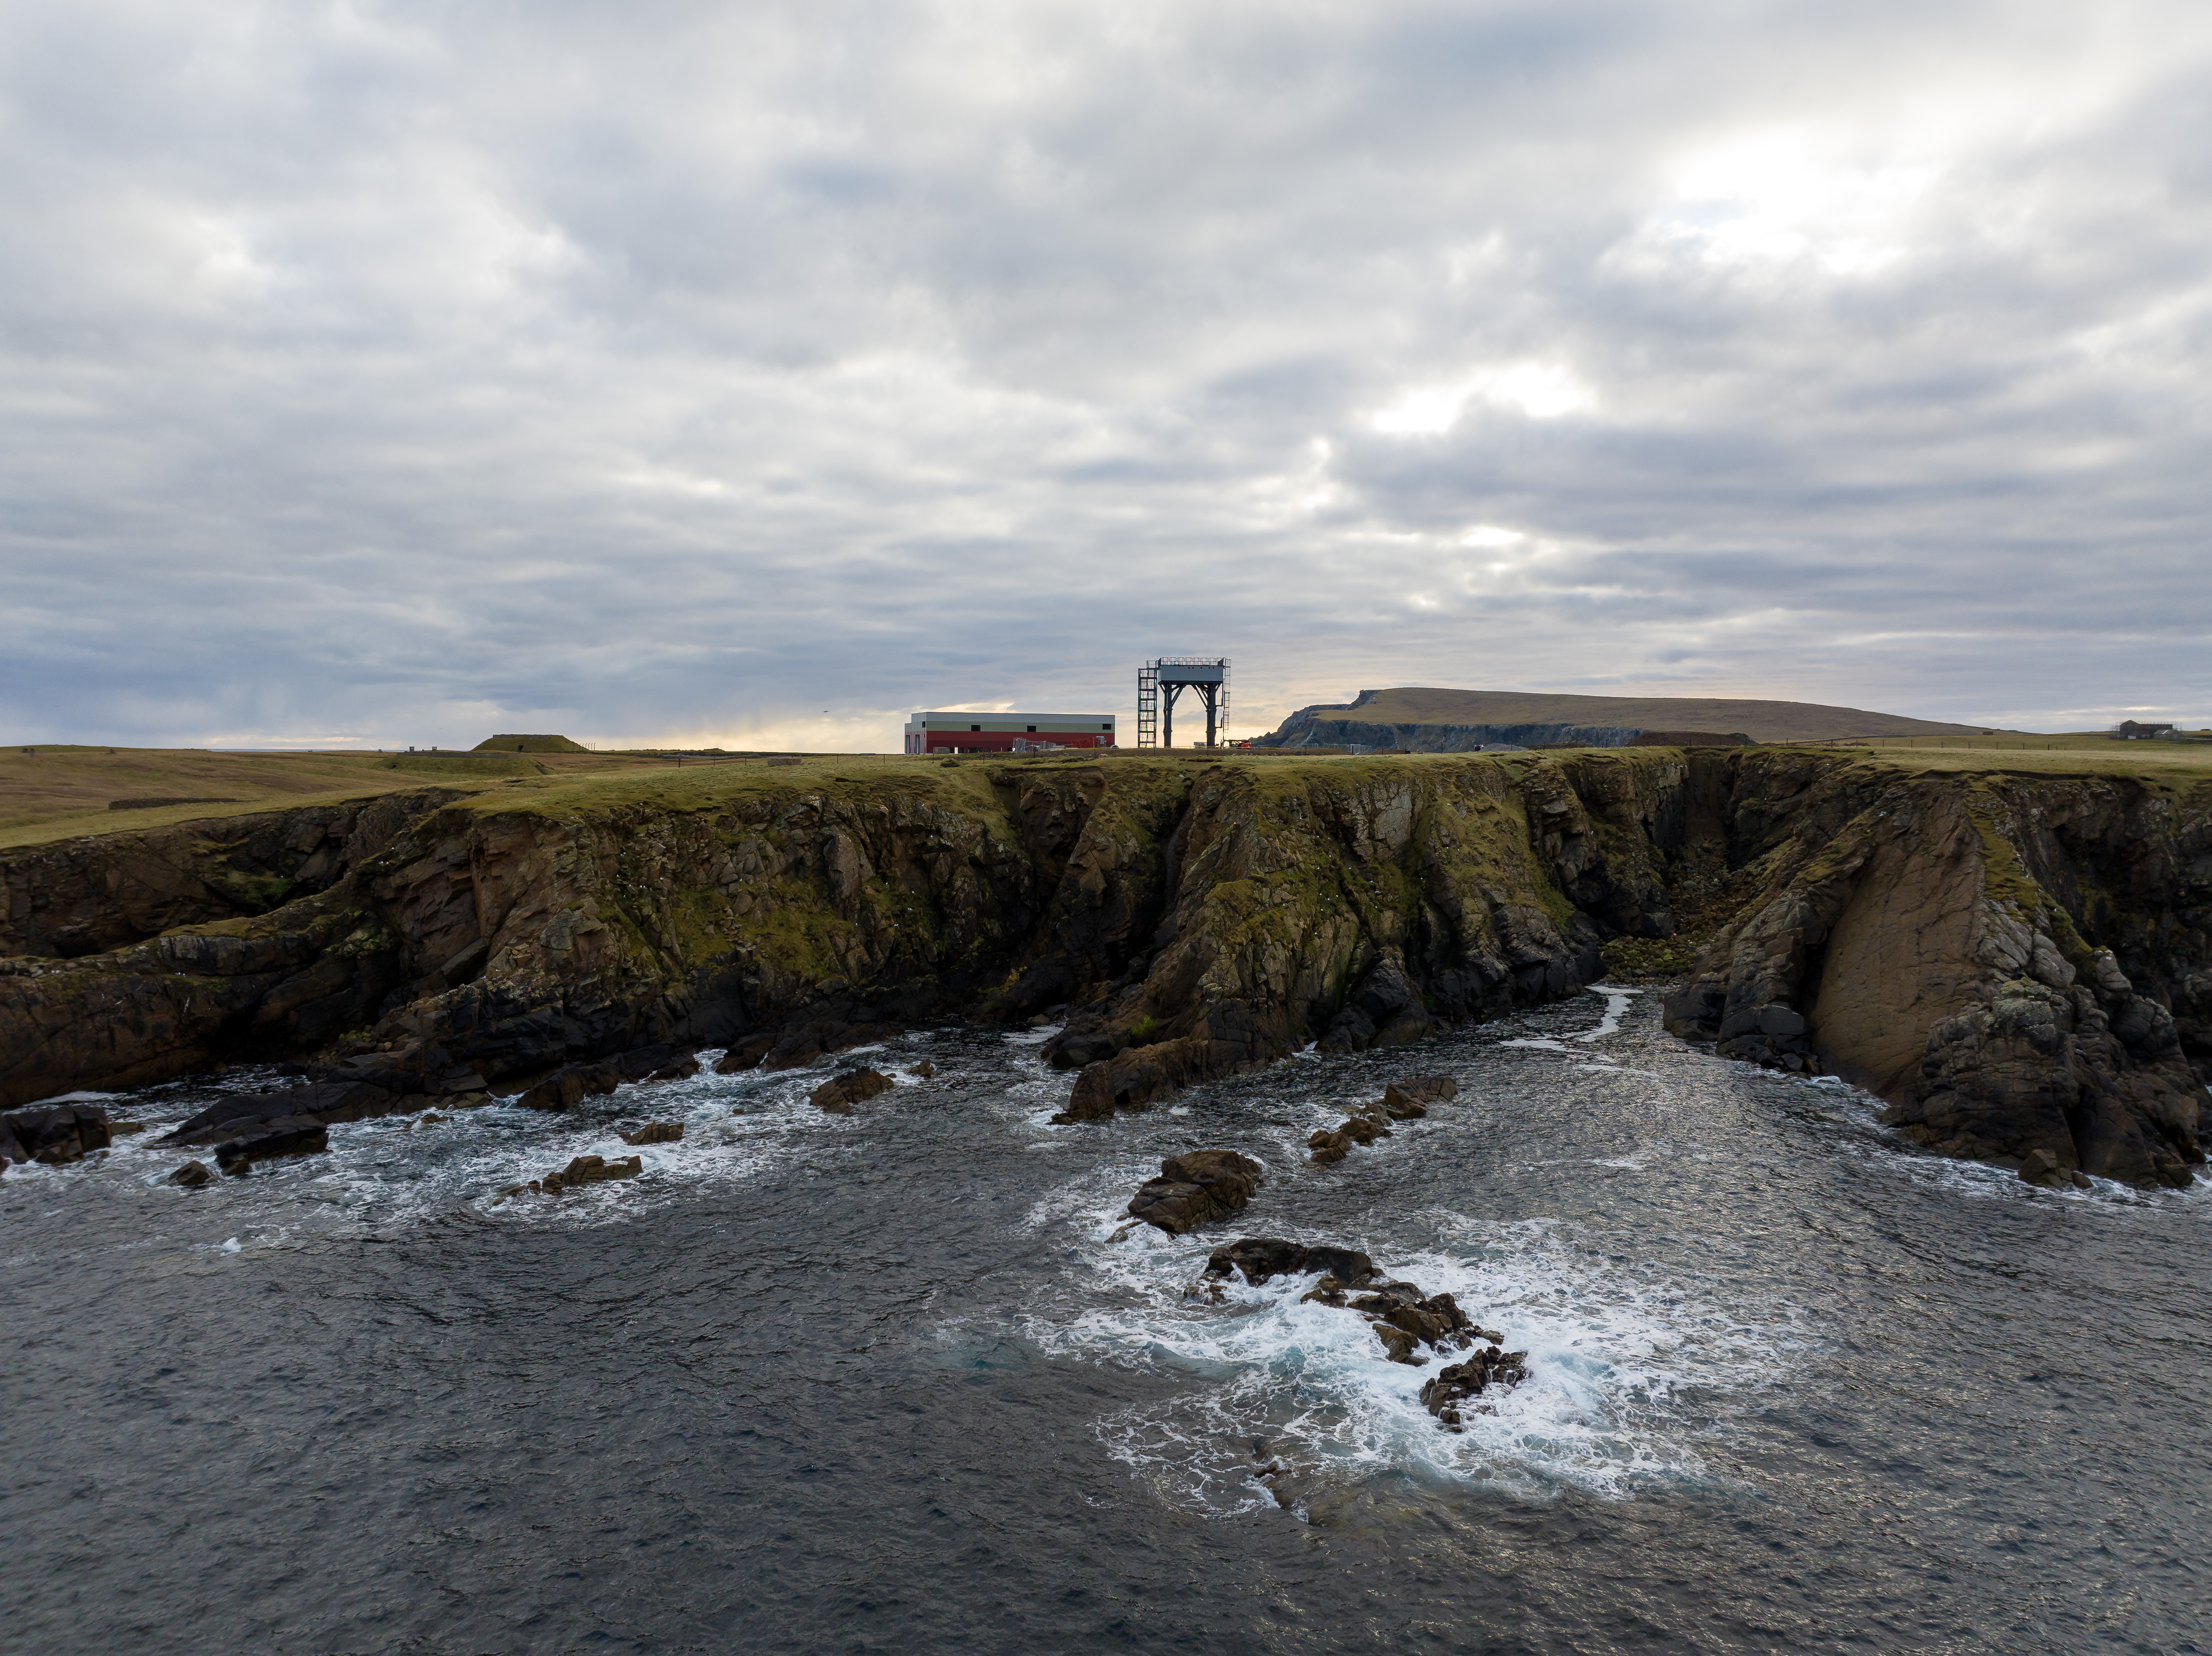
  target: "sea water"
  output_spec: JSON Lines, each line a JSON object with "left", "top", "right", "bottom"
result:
{"left": 3, "top": 992, "right": 2207, "bottom": 1653}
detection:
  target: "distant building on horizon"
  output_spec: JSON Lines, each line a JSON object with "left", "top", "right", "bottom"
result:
{"left": 904, "top": 712, "right": 1116, "bottom": 755}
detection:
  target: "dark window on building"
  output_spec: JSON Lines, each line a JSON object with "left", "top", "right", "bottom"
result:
{"left": 971, "top": 724, "right": 981, "bottom": 732}
{"left": 1027, "top": 725, "right": 1037, "bottom": 732}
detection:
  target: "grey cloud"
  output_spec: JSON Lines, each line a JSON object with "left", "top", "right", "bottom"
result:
{"left": 2, "top": 0, "right": 2209, "bottom": 750}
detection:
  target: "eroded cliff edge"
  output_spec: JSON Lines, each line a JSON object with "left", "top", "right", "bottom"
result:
{"left": 3, "top": 750, "right": 2206, "bottom": 1187}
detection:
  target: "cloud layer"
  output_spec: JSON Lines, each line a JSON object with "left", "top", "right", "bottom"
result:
{"left": 4, "top": 0, "right": 2208, "bottom": 747}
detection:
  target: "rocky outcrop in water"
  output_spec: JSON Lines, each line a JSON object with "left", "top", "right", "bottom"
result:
{"left": 1125, "top": 1149, "right": 1263, "bottom": 1234}
{"left": 213, "top": 1114, "right": 328, "bottom": 1172}
{"left": 1296, "top": 1271, "right": 1487, "bottom": 1365}
{"left": 621, "top": 1121, "right": 683, "bottom": 1145}
{"left": 0, "top": 1102, "right": 111, "bottom": 1168}
{"left": 810, "top": 1068, "right": 892, "bottom": 1113}
{"left": 1308, "top": 1075, "right": 1457, "bottom": 1164}
{"left": 501, "top": 1153, "right": 642, "bottom": 1199}
{"left": 1419, "top": 1346, "right": 1529, "bottom": 1427}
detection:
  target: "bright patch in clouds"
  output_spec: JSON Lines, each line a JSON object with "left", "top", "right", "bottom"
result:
{"left": 1372, "top": 363, "right": 1595, "bottom": 434}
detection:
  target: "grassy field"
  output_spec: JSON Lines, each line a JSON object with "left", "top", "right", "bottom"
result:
{"left": 7, "top": 738, "right": 2208, "bottom": 854}
{"left": 0, "top": 745, "right": 696, "bottom": 849}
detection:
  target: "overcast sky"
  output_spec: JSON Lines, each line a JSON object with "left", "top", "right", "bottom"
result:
{"left": 4, "top": 0, "right": 2208, "bottom": 749}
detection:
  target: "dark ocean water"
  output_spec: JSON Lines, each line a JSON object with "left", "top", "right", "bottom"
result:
{"left": 4, "top": 989, "right": 2208, "bottom": 1655}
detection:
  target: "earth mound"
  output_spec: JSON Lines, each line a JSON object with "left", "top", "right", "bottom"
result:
{"left": 474, "top": 734, "right": 590, "bottom": 753}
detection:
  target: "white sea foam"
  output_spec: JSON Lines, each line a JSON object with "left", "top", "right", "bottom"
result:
{"left": 1576, "top": 985, "right": 1638, "bottom": 1042}
{"left": 1028, "top": 1213, "right": 1796, "bottom": 1515}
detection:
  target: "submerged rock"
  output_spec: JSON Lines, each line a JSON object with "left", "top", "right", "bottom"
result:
{"left": 1126, "top": 1150, "right": 1263, "bottom": 1234}
{"left": 908, "top": 1060, "right": 936, "bottom": 1079}
{"left": 810, "top": 1068, "right": 892, "bottom": 1113}
{"left": 0, "top": 1103, "right": 112, "bottom": 1167}
{"left": 621, "top": 1121, "right": 684, "bottom": 1145}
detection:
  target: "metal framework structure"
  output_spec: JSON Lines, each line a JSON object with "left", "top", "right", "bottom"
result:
{"left": 1137, "top": 657, "right": 1230, "bottom": 748}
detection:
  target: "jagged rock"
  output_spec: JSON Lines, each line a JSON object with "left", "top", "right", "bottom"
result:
{"left": 1419, "top": 1345, "right": 1529, "bottom": 1426}
{"left": 0, "top": 1103, "right": 112, "bottom": 1166}
{"left": 1309, "top": 1086, "right": 1448, "bottom": 1165}
{"left": 810, "top": 1068, "right": 892, "bottom": 1114}
{"left": 108, "top": 1120, "right": 148, "bottom": 1135}
{"left": 1210, "top": 1241, "right": 1513, "bottom": 1406}
{"left": 645, "top": 1056, "right": 700, "bottom": 1082}
{"left": 1381, "top": 1074, "right": 1458, "bottom": 1116}
{"left": 1126, "top": 1149, "right": 1263, "bottom": 1234}
{"left": 167, "top": 1159, "right": 213, "bottom": 1187}
{"left": 507, "top": 1153, "right": 644, "bottom": 1197}
{"left": 621, "top": 1121, "right": 683, "bottom": 1145}
{"left": 214, "top": 1114, "right": 328, "bottom": 1172}
{"left": 908, "top": 1060, "right": 936, "bottom": 1079}
{"left": 1203, "top": 1237, "right": 1377, "bottom": 1286}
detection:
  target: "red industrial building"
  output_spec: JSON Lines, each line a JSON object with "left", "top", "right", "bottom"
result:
{"left": 904, "top": 712, "right": 1117, "bottom": 755}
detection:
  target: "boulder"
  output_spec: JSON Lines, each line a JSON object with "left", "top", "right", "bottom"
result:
{"left": 810, "top": 1068, "right": 893, "bottom": 1114}
{"left": 1307, "top": 1129, "right": 1351, "bottom": 1165}
{"left": 908, "top": 1060, "right": 936, "bottom": 1079}
{"left": 0, "top": 1103, "right": 112, "bottom": 1166}
{"left": 1203, "top": 1237, "right": 1377, "bottom": 1286}
{"left": 621, "top": 1121, "right": 684, "bottom": 1145}
{"left": 213, "top": 1114, "right": 329, "bottom": 1172}
{"left": 1125, "top": 1149, "right": 1264, "bottom": 1234}
{"left": 645, "top": 1056, "right": 700, "bottom": 1083}
{"left": 167, "top": 1159, "right": 214, "bottom": 1187}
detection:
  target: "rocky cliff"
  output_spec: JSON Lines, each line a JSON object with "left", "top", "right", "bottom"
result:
{"left": 1660, "top": 755, "right": 2211, "bottom": 1188}
{"left": 3, "top": 750, "right": 2205, "bottom": 1188}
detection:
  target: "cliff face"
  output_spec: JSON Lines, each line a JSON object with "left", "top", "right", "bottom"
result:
{"left": 3, "top": 751, "right": 2206, "bottom": 1188}
{"left": 1661, "top": 756, "right": 2212, "bottom": 1188}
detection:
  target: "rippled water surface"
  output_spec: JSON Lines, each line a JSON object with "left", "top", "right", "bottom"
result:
{"left": 5, "top": 991, "right": 2208, "bottom": 1653}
